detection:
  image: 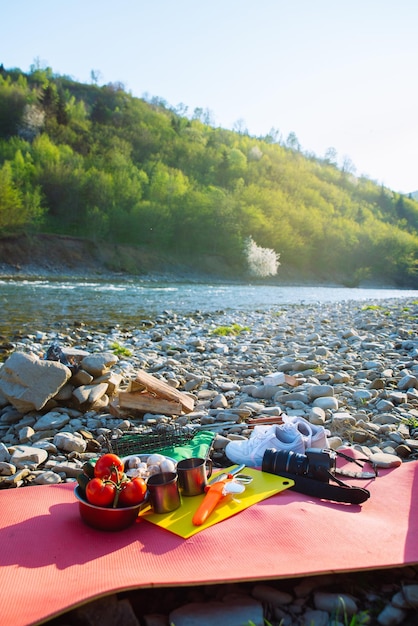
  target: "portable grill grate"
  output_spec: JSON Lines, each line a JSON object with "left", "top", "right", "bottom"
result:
{"left": 107, "top": 424, "right": 198, "bottom": 457}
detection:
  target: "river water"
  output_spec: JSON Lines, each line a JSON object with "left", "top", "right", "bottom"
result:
{"left": 1, "top": 277, "right": 418, "bottom": 333}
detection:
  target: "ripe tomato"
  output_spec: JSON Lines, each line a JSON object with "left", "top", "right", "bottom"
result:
{"left": 118, "top": 477, "right": 148, "bottom": 507}
{"left": 86, "top": 477, "right": 116, "bottom": 507}
{"left": 94, "top": 453, "right": 124, "bottom": 483}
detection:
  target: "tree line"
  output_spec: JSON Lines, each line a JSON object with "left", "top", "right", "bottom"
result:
{"left": 0, "top": 63, "right": 418, "bottom": 286}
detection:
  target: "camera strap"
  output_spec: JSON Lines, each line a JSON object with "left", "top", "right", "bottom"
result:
{"left": 333, "top": 450, "right": 378, "bottom": 480}
{"left": 272, "top": 469, "right": 371, "bottom": 504}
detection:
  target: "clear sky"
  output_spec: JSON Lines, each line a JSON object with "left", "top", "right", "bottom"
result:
{"left": 2, "top": 0, "right": 418, "bottom": 193}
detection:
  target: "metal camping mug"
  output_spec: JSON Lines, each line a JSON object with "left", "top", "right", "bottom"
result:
{"left": 147, "top": 471, "right": 181, "bottom": 514}
{"left": 176, "top": 457, "right": 213, "bottom": 496}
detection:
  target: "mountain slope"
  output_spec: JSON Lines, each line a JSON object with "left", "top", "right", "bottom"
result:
{"left": 1, "top": 64, "right": 418, "bottom": 286}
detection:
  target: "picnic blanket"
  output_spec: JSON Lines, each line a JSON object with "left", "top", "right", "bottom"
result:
{"left": 1, "top": 450, "right": 417, "bottom": 626}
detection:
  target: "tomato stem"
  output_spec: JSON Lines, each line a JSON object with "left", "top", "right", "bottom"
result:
{"left": 112, "top": 487, "right": 121, "bottom": 508}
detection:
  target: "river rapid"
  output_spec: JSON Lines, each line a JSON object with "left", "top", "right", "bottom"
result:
{"left": 1, "top": 277, "right": 418, "bottom": 333}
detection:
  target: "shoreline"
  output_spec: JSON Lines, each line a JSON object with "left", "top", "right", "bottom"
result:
{"left": 0, "top": 261, "right": 408, "bottom": 291}
{"left": 0, "top": 233, "right": 409, "bottom": 289}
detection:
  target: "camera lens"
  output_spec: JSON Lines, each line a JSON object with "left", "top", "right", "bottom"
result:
{"left": 262, "top": 448, "right": 309, "bottom": 476}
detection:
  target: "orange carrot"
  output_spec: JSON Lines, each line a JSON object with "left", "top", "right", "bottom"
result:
{"left": 192, "top": 481, "right": 226, "bottom": 526}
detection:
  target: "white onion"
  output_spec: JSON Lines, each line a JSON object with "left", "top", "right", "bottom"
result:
{"left": 146, "top": 453, "right": 166, "bottom": 465}
{"left": 160, "top": 459, "right": 176, "bottom": 473}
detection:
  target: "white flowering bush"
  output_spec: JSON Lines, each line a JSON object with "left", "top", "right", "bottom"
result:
{"left": 245, "top": 236, "right": 280, "bottom": 277}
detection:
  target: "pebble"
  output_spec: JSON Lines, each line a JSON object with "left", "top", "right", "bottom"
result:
{"left": 1, "top": 296, "right": 418, "bottom": 625}
{"left": 169, "top": 597, "right": 264, "bottom": 626}
{"left": 313, "top": 590, "right": 358, "bottom": 614}
{"left": 45, "top": 567, "right": 418, "bottom": 626}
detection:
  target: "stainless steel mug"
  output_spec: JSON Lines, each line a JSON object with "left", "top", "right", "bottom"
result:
{"left": 147, "top": 471, "right": 181, "bottom": 513}
{"left": 176, "top": 457, "right": 213, "bottom": 496}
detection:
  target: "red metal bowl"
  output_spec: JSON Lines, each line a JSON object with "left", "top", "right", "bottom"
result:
{"left": 74, "top": 486, "right": 148, "bottom": 531}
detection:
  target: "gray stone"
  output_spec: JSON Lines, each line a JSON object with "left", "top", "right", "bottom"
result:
{"left": 54, "top": 383, "right": 74, "bottom": 401}
{"left": 80, "top": 352, "right": 119, "bottom": 377}
{"left": 353, "top": 389, "right": 373, "bottom": 404}
{"left": 0, "top": 386, "right": 9, "bottom": 407}
{"left": 0, "top": 406, "right": 24, "bottom": 424}
{"left": 251, "top": 583, "right": 293, "bottom": 606}
{"left": 50, "top": 461, "right": 83, "bottom": 478}
{"left": 169, "top": 598, "right": 264, "bottom": 626}
{"left": 387, "top": 391, "right": 408, "bottom": 404}
{"left": 53, "top": 431, "right": 87, "bottom": 453}
{"left": 34, "top": 440, "right": 58, "bottom": 453}
{"left": 369, "top": 452, "right": 402, "bottom": 468}
{"left": 372, "top": 413, "right": 400, "bottom": 425}
{"left": 308, "top": 406, "right": 326, "bottom": 424}
{"left": 313, "top": 591, "right": 357, "bottom": 615}
{"left": 399, "top": 584, "right": 418, "bottom": 607}
{"left": 0, "top": 441, "right": 11, "bottom": 462}
{"left": 1, "top": 467, "right": 30, "bottom": 485}
{"left": 251, "top": 385, "right": 279, "bottom": 399}
{"left": 308, "top": 384, "right": 334, "bottom": 399}
{"left": 34, "top": 410, "right": 71, "bottom": 431}
{"left": 301, "top": 609, "right": 329, "bottom": 626}
{"left": 313, "top": 396, "right": 339, "bottom": 410}
{"left": 397, "top": 374, "right": 418, "bottom": 390}
{"left": 33, "top": 470, "right": 62, "bottom": 484}
{"left": 395, "top": 444, "right": 412, "bottom": 458}
{"left": 341, "top": 328, "right": 359, "bottom": 339}
{"left": 210, "top": 394, "right": 228, "bottom": 409}
{"left": 72, "top": 382, "right": 108, "bottom": 405}
{"left": 363, "top": 360, "right": 382, "bottom": 370}
{"left": 0, "top": 352, "right": 71, "bottom": 413}
{"left": 18, "top": 425, "right": 34, "bottom": 442}
{"left": 219, "top": 382, "right": 241, "bottom": 394}
{"left": 375, "top": 399, "right": 395, "bottom": 412}
{"left": 275, "top": 391, "right": 310, "bottom": 404}
{"left": 331, "top": 371, "right": 351, "bottom": 384}
{"left": 0, "top": 461, "right": 16, "bottom": 475}
{"left": 70, "top": 369, "right": 94, "bottom": 386}
{"left": 332, "top": 412, "right": 356, "bottom": 426}
{"left": 10, "top": 444, "right": 48, "bottom": 469}
{"left": 376, "top": 604, "right": 407, "bottom": 625}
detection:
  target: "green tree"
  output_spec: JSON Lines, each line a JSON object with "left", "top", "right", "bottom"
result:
{"left": 0, "top": 76, "right": 27, "bottom": 138}
{"left": 0, "top": 160, "right": 43, "bottom": 232}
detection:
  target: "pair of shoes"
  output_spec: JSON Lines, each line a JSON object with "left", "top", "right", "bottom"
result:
{"left": 282, "top": 415, "right": 329, "bottom": 450}
{"left": 225, "top": 423, "right": 305, "bottom": 468}
{"left": 224, "top": 416, "right": 330, "bottom": 468}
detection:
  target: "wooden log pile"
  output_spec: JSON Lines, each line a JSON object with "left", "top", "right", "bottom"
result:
{"left": 114, "top": 369, "right": 195, "bottom": 417}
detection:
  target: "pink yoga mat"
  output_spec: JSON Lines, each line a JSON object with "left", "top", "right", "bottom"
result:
{"left": 1, "top": 450, "right": 417, "bottom": 626}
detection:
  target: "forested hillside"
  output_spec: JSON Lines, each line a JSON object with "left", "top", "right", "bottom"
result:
{"left": 1, "top": 63, "right": 418, "bottom": 286}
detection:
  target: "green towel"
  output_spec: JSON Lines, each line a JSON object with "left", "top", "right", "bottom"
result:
{"left": 156, "top": 430, "right": 215, "bottom": 461}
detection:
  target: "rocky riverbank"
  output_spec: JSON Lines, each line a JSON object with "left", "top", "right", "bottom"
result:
{"left": 0, "top": 233, "right": 271, "bottom": 285}
{"left": 1, "top": 297, "right": 418, "bottom": 625}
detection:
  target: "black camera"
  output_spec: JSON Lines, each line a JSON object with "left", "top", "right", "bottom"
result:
{"left": 262, "top": 447, "right": 336, "bottom": 483}
{"left": 261, "top": 446, "right": 372, "bottom": 504}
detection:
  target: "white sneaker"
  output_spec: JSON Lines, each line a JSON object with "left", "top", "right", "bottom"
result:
{"left": 282, "top": 415, "right": 329, "bottom": 450}
{"left": 225, "top": 423, "right": 305, "bottom": 468}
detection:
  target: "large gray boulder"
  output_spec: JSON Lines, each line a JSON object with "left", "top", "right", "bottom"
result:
{"left": 0, "top": 352, "right": 71, "bottom": 413}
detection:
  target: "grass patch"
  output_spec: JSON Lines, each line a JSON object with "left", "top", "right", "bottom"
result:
{"left": 210, "top": 323, "right": 250, "bottom": 336}
{"left": 110, "top": 341, "right": 133, "bottom": 357}
{"left": 362, "top": 304, "right": 391, "bottom": 316}
{"left": 402, "top": 415, "right": 418, "bottom": 430}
